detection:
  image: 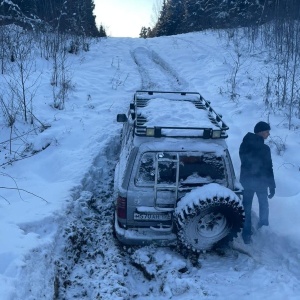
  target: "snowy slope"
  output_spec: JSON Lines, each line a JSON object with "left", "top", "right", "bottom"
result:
{"left": 0, "top": 30, "right": 300, "bottom": 300}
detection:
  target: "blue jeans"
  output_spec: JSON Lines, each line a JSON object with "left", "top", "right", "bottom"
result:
{"left": 242, "top": 188, "right": 269, "bottom": 236}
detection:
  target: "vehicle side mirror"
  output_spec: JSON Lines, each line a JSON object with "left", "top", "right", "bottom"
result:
{"left": 117, "top": 114, "right": 127, "bottom": 122}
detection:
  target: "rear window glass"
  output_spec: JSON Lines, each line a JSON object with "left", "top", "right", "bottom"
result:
{"left": 179, "top": 154, "right": 225, "bottom": 186}
{"left": 135, "top": 153, "right": 155, "bottom": 185}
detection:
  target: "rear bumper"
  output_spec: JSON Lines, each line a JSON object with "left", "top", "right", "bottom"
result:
{"left": 114, "top": 212, "right": 177, "bottom": 246}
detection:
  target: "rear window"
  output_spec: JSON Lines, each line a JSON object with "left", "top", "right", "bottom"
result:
{"left": 135, "top": 152, "right": 226, "bottom": 187}
{"left": 136, "top": 152, "right": 156, "bottom": 184}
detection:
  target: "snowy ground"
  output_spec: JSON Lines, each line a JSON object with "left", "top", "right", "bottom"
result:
{"left": 1, "top": 30, "right": 300, "bottom": 299}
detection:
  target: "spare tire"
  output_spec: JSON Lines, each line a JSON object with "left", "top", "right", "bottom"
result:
{"left": 175, "top": 183, "right": 244, "bottom": 252}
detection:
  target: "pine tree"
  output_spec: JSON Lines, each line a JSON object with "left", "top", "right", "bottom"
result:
{"left": 151, "top": 0, "right": 168, "bottom": 36}
{"left": 183, "top": 0, "right": 206, "bottom": 31}
{"left": 139, "top": 26, "right": 148, "bottom": 38}
{"left": 164, "top": 0, "right": 185, "bottom": 35}
{"left": 99, "top": 24, "right": 107, "bottom": 37}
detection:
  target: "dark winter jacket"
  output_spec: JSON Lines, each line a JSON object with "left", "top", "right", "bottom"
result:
{"left": 239, "top": 132, "right": 276, "bottom": 190}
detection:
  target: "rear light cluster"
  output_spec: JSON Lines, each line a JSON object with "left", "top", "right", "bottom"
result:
{"left": 117, "top": 196, "right": 127, "bottom": 219}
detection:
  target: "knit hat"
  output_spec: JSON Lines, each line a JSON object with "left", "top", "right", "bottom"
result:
{"left": 254, "top": 121, "right": 271, "bottom": 133}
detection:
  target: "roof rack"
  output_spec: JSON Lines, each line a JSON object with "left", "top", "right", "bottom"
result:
{"left": 119, "top": 90, "right": 229, "bottom": 139}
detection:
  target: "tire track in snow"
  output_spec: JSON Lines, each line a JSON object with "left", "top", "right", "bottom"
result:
{"left": 50, "top": 136, "right": 201, "bottom": 300}
{"left": 52, "top": 136, "right": 134, "bottom": 299}
{"left": 232, "top": 213, "right": 300, "bottom": 283}
{"left": 16, "top": 42, "right": 300, "bottom": 300}
{"left": 131, "top": 47, "right": 189, "bottom": 91}
{"left": 53, "top": 46, "right": 300, "bottom": 299}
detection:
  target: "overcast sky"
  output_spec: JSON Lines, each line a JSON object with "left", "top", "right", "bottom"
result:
{"left": 94, "top": 0, "right": 160, "bottom": 38}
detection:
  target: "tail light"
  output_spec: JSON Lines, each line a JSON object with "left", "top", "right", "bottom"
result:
{"left": 117, "top": 196, "right": 127, "bottom": 219}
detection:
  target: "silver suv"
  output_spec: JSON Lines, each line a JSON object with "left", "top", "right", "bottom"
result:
{"left": 114, "top": 91, "right": 244, "bottom": 252}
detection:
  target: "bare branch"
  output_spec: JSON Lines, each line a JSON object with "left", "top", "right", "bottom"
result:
{"left": 0, "top": 186, "right": 48, "bottom": 203}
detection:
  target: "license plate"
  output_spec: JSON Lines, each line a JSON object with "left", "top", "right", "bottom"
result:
{"left": 134, "top": 212, "right": 172, "bottom": 221}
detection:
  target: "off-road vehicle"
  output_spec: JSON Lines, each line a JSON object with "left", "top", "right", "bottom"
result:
{"left": 114, "top": 91, "right": 244, "bottom": 252}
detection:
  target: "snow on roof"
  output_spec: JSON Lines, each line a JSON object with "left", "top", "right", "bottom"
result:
{"left": 139, "top": 97, "right": 218, "bottom": 129}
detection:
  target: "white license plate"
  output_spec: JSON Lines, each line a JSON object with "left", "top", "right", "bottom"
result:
{"left": 134, "top": 212, "right": 172, "bottom": 221}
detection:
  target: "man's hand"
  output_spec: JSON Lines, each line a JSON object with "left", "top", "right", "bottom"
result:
{"left": 268, "top": 188, "right": 275, "bottom": 199}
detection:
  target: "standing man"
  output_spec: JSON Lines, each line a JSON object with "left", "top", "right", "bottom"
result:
{"left": 239, "top": 121, "right": 276, "bottom": 244}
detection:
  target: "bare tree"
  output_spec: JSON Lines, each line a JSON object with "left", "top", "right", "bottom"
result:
{"left": 262, "top": 20, "right": 300, "bottom": 128}
{"left": 225, "top": 29, "right": 247, "bottom": 102}
{"left": 150, "top": 0, "right": 164, "bottom": 28}
{"left": 0, "top": 92, "right": 18, "bottom": 154}
{"left": 0, "top": 26, "right": 9, "bottom": 74}
{"left": 287, "top": 23, "right": 300, "bottom": 129}
{"left": 51, "top": 33, "right": 73, "bottom": 110}
{"left": 4, "top": 28, "right": 41, "bottom": 124}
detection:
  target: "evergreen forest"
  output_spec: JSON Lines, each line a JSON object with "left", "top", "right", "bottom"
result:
{"left": 0, "top": 0, "right": 106, "bottom": 37}
{"left": 141, "top": 0, "right": 300, "bottom": 38}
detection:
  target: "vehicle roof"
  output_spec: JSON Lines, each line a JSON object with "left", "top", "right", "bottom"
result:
{"left": 132, "top": 91, "right": 229, "bottom": 139}
{"left": 134, "top": 138, "right": 228, "bottom": 156}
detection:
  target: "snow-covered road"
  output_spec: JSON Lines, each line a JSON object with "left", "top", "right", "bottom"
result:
{"left": 1, "top": 31, "right": 300, "bottom": 300}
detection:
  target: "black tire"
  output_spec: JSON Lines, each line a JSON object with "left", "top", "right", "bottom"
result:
{"left": 175, "top": 191, "right": 244, "bottom": 252}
